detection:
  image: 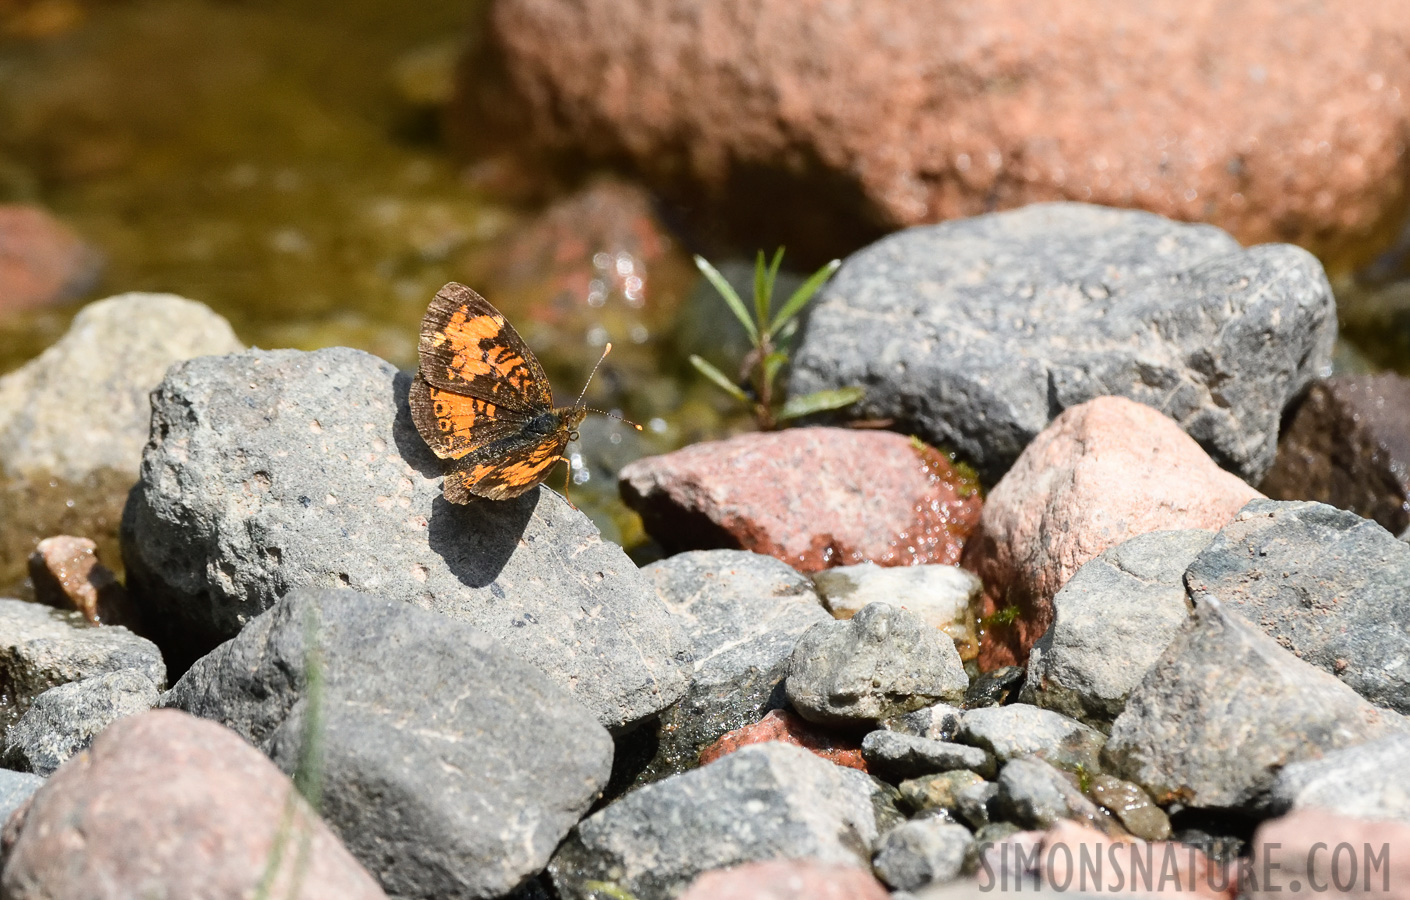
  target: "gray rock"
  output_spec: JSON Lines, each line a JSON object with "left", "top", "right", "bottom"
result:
{"left": 863, "top": 731, "right": 995, "bottom": 780}
{"left": 1021, "top": 530, "right": 1212, "bottom": 730}
{"left": 1268, "top": 732, "right": 1410, "bottom": 824}
{"left": 995, "top": 756, "right": 1121, "bottom": 836}
{"left": 812, "top": 562, "right": 982, "bottom": 659}
{"left": 165, "top": 587, "right": 613, "bottom": 900}
{"left": 955, "top": 781, "right": 998, "bottom": 829}
{"left": 884, "top": 702, "right": 964, "bottom": 741}
{"left": 791, "top": 203, "right": 1335, "bottom": 483}
{"left": 958, "top": 705, "right": 1105, "bottom": 775}
{"left": 873, "top": 819, "right": 974, "bottom": 891}
{"left": 898, "top": 770, "right": 986, "bottom": 815}
{"left": 1087, "top": 774, "right": 1170, "bottom": 841}
{"left": 0, "top": 768, "right": 44, "bottom": 825}
{"left": 121, "top": 347, "right": 690, "bottom": 730}
{"left": 549, "top": 742, "right": 900, "bottom": 900}
{"left": 0, "top": 598, "right": 165, "bottom": 735}
{"left": 1104, "top": 596, "right": 1407, "bottom": 810}
{"left": 635, "top": 550, "right": 831, "bottom": 783}
{"left": 786, "top": 602, "right": 968, "bottom": 727}
{"left": 3, "top": 669, "right": 160, "bottom": 776}
{"left": 1185, "top": 499, "right": 1410, "bottom": 714}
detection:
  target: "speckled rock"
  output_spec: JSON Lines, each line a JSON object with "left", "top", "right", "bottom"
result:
{"left": 899, "top": 770, "right": 988, "bottom": 817}
{"left": 1185, "top": 499, "right": 1410, "bottom": 713}
{"left": 786, "top": 602, "right": 968, "bottom": 727}
{"left": 0, "top": 710, "right": 386, "bottom": 900}
{"left": 619, "top": 428, "right": 982, "bottom": 573}
{"left": 996, "top": 756, "right": 1123, "bottom": 837}
{"left": 873, "top": 819, "right": 974, "bottom": 891}
{"left": 0, "top": 293, "right": 241, "bottom": 593}
{"left": 862, "top": 731, "right": 994, "bottom": 780}
{"left": 1021, "top": 530, "right": 1212, "bottom": 730}
{"left": 813, "top": 562, "right": 982, "bottom": 660}
{"left": 1260, "top": 374, "right": 1410, "bottom": 535}
{"left": 961, "top": 396, "right": 1262, "bottom": 668}
{"left": 958, "top": 705, "right": 1106, "bottom": 775}
{"left": 549, "top": 742, "right": 901, "bottom": 900}
{"left": 121, "top": 347, "right": 689, "bottom": 729}
{"left": 1105, "top": 597, "right": 1407, "bottom": 809}
{"left": 0, "top": 768, "right": 43, "bottom": 825}
{"left": 164, "top": 587, "right": 613, "bottom": 900}
{"left": 3, "top": 668, "right": 160, "bottom": 776}
{"left": 633, "top": 550, "right": 831, "bottom": 783}
{"left": 467, "top": 1, "right": 1410, "bottom": 265}
{"left": 882, "top": 702, "right": 963, "bottom": 742}
{"left": 1269, "top": 733, "right": 1410, "bottom": 824}
{"left": 0, "top": 598, "right": 165, "bottom": 736}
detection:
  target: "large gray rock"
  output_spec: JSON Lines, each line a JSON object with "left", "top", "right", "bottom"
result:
{"left": 122, "top": 347, "right": 690, "bottom": 730}
{"left": 3, "top": 668, "right": 160, "bottom": 776}
{"left": 786, "top": 602, "right": 968, "bottom": 727}
{"left": 0, "top": 293, "right": 242, "bottom": 591}
{"left": 0, "top": 768, "right": 43, "bottom": 825}
{"left": 1105, "top": 596, "right": 1407, "bottom": 810}
{"left": 635, "top": 550, "right": 831, "bottom": 783}
{"left": 1268, "top": 733, "right": 1410, "bottom": 824}
{"left": 1021, "top": 530, "right": 1213, "bottom": 730}
{"left": 1185, "top": 499, "right": 1410, "bottom": 714}
{"left": 0, "top": 598, "right": 165, "bottom": 735}
{"left": 549, "top": 742, "right": 900, "bottom": 900}
{"left": 165, "top": 587, "right": 614, "bottom": 900}
{"left": 791, "top": 203, "right": 1336, "bottom": 482}
{"left": 872, "top": 819, "right": 974, "bottom": 891}
{"left": 957, "top": 705, "right": 1105, "bottom": 775}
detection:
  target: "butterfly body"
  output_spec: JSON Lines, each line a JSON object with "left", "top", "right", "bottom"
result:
{"left": 410, "top": 282, "right": 588, "bottom": 502}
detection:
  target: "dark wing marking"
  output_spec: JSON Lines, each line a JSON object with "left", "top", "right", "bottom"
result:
{"left": 417, "top": 282, "right": 553, "bottom": 413}
{"left": 408, "top": 371, "right": 528, "bottom": 460}
{"left": 442, "top": 429, "right": 570, "bottom": 502}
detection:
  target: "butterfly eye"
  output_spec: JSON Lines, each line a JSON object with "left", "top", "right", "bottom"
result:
{"left": 569, "top": 431, "right": 580, "bottom": 442}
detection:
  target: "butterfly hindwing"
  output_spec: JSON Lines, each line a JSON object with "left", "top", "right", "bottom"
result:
{"left": 408, "top": 371, "right": 528, "bottom": 460}
{"left": 442, "top": 428, "right": 571, "bottom": 502}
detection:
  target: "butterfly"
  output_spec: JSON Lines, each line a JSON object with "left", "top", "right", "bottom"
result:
{"left": 409, "top": 282, "right": 633, "bottom": 502}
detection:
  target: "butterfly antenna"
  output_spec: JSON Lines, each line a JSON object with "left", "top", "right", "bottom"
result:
{"left": 585, "top": 409, "right": 644, "bottom": 430}
{"left": 574, "top": 343, "right": 613, "bottom": 410}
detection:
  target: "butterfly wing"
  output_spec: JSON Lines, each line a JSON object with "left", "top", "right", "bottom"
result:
{"left": 408, "top": 372, "right": 528, "bottom": 460}
{"left": 442, "top": 428, "right": 570, "bottom": 502}
{"left": 417, "top": 282, "right": 553, "bottom": 413}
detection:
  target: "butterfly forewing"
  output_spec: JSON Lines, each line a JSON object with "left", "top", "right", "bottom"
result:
{"left": 417, "top": 283, "right": 553, "bottom": 412}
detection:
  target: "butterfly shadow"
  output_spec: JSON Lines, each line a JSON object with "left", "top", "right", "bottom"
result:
{"left": 391, "top": 369, "right": 535, "bottom": 588}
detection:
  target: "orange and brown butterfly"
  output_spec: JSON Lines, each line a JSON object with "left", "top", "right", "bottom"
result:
{"left": 409, "top": 282, "right": 633, "bottom": 502}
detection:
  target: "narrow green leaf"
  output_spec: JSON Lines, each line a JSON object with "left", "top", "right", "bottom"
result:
{"left": 752, "top": 250, "right": 769, "bottom": 331}
{"left": 774, "top": 317, "right": 799, "bottom": 348}
{"left": 761, "top": 350, "right": 788, "bottom": 392}
{"left": 763, "top": 247, "right": 785, "bottom": 325}
{"left": 769, "top": 258, "right": 841, "bottom": 336}
{"left": 689, "top": 354, "right": 750, "bottom": 403}
{"left": 695, "top": 255, "right": 758, "bottom": 341}
{"left": 777, "top": 385, "right": 864, "bottom": 420}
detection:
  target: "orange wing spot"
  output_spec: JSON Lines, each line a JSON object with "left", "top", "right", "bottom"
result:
{"left": 439, "top": 311, "right": 506, "bottom": 381}
{"left": 429, "top": 388, "right": 496, "bottom": 442}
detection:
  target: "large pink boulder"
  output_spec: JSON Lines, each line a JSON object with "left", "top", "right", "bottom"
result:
{"left": 619, "top": 427, "right": 982, "bottom": 573}
{"left": 1, "top": 709, "right": 386, "bottom": 900}
{"left": 1244, "top": 810, "right": 1410, "bottom": 899}
{"left": 460, "top": 0, "right": 1410, "bottom": 266}
{"left": 0, "top": 204, "right": 102, "bottom": 314}
{"left": 962, "top": 397, "right": 1260, "bottom": 669}
{"left": 678, "top": 859, "right": 889, "bottom": 900}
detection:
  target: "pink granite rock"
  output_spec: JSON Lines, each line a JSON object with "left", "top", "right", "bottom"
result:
{"left": 962, "top": 396, "right": 1261, "bottom": 669}
{"left": 0, "top": 204, "right": 102, "bottom": 314}
{"left": 678, "top": 859, "right": 889, "bottom": 900}
{"left": 1244, "top": 810, "right": 1410, "bottom": 899}
{"left": 27, "top": 535, "right": 133, "bottom": 626}
{"left": 697, "top": 709, "right": 868, "bottom": 773}
{"left": 1, "top": 709, "right": 386, "bottom": 900}
{"left": 619, "top": 427, "right": 982, "bottom": 573}
{"left": 459, "top": 0, "right": 1410, "bottom": 267}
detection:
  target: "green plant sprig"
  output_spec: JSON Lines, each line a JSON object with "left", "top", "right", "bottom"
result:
{"left": 690, "top": 248, "right": 863, "bottom": 430}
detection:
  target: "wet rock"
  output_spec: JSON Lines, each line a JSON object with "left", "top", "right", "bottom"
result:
{"left": 814, "top": 562, "right": 982, "bottom": 660}
{"left": 883, "top": 702, "right": 963, "bottom": 741}
{"left": 469, "top": 1, "right": 1410, "bottom": 266}
{"left": 1245, "top": 810, "right": 1410, "bottom": 900}
{"left": 0, "top": 293, "right": 241, "bottom": 593}
{"left": 0, "top": 710, "right": 386, "bottom": 899}
{"left": 122, "top": 347, "right": 690, "bottom": 729}
{"left": 27, "top": 535, "right": 132, "bottom": 626}
{"left": 794, "top": 205, "right": 1333, "bottom": 485}
{"left": 961, "top": 396, "right": 1261, "bottom": 668}
{"left": 899, "top": 770, "right": 988, "bottom": 816}
{"left": 164, "top": 587, "right": 613, "bottom": 900}
{"left": 3, "top": 668, "right": 159, "bottom": 776}
{"left": 634, "top": 550, "right": 831, "bottom": 783}
{"left": 1086, "top": 775, "right": 1170, "bottom": 841}
{"left": 1021, "top": 530, "right": 1213, "bottom": 730}
{"left": 1186, "top": 499, "right": 1410, "bottom": 714}
{"left": 619, "top": 428, "right": 982, "bottom": 573}
{"left": 0, "top": 203, "right": 102, "bottom": 313}
{"left": 678, "top": 860, "right": 890, "bottom": 900}
{"left": 863, "top": 731, "right": 994, "bottom": 780}
{"left": 0, "top": 597, "right": 165, "bottom": 735}
{"left": 1269, "top": 733, "right": 1410, "bottom": 824}
{"left": 0, "top": 768, "right": 43, "bottom": 824}
{"left": 1105, "top": 597, "right": 1406, "bottom": 810}
{"left": 996, "top": 757, "right": 1122, "bottom": 836}
{"left": 698, "top": 708, "right": 867, "bottom": 773}
{"left": 1260, "top": 375, "right": 1410, "bottom": 535}
{"left": 548, "top": 742, "right": 901, "bottom": 900}
{"left": 873, "top": 819, "right": 974, "bottom": 891}
{"left": 958, "top": 705, "right": 1105, "bottom": 775}
{"left": 963, "top": 666, "right": 1025, "bottom": 709}
{"left": 786, "top": 602, "right": 968, "bottom": 727}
